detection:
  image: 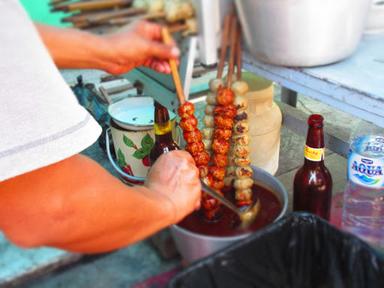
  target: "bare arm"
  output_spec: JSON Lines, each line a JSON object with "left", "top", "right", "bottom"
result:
{"left": 0, "top": 152, "right": 200, "bottom": 253}
{"left": 35, "top": 21, "right": 179, "bottom": 74}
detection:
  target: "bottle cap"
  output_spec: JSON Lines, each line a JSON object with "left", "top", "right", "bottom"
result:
{"left": 308, "top": 114, "right": 324, "bottom": 128}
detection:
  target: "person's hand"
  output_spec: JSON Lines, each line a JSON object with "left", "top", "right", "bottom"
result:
{"left": 145, "top": 150, "right": 201, "bottom": 224}
{"left": 102, "top": 20, "right": 179, "bottom": 75}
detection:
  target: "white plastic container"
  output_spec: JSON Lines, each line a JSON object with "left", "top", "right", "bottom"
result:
{"left": 243, "top": 73, "right": 282, "bottom": 175}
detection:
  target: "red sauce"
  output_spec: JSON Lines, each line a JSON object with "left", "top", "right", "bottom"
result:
{"left": 178, "top": 183, "right": 282, "bottom": 237}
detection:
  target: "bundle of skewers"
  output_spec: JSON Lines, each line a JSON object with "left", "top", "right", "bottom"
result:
{"left": 49, "top": 0, "right": 197, "bottom": 35}
{"left": 163, "top": 12, "right": 258, "bottom": 222}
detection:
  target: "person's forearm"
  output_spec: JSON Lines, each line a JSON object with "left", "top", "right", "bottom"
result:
{"left": 0, "top": 155, "right": 174, "bottom": 253}
{"left": 35, "top": 24, "right": 114, "bottom": 71}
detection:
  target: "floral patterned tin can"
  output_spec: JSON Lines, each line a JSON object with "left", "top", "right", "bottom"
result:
{"left": 108, "top": 97, "right": 177, "bottom": 184}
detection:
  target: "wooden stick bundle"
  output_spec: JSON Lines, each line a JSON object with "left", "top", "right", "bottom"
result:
{"left": 52, "top": 0, "right": 132, "bottom": 12}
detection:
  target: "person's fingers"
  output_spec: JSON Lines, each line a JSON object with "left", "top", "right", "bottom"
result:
{"left": 173, "top": 150, "right": 196, "bottom": 165}
{"left": 147, "top": 59, "right": 171, "bottom": 74}
{"left": 159, "top": 60, "right": 171, "bottom": 74}
{"left": 143, "top": 58, "right": 153, "bottom": 67}
{"left": 135, "top": 20, "right": 162, "bottom": 40}
{"left": 153, "top": 62, "right": 166, "bottom": 73}
{"left": 145, "top": 40, "right": 180, "bottom": 60}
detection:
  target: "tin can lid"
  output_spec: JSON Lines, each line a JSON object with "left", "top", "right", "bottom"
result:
{"left": 108, "top": 97, "right": 176, "bottom": 131}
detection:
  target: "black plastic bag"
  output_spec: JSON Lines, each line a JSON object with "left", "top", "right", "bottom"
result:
{"left": 169, "top": 213, "right": 384, "bottom": 288}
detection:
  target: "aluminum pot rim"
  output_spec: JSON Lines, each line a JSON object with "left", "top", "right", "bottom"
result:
{"left": 172, "top": 166, "right": 288, "bottom": 241}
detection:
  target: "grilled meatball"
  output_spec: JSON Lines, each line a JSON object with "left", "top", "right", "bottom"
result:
{"left": 231, "top": 80, "right": 249, "bottom": 95}
{"left": 178, "top": 101, "right": 194, "bottom": 118}
{"left": 206, "top": 93, "right": 217, "bottom": 105}
{"left": 233, "top": 121, "right": 249, "bottom": 135}
{"left": 214, "top": 128, "right": 232, "bottom": 141}
{"left": 194, "top": 151, "right": 210, "bottom": 166}
{"left": 212, "top": 153, "right": 228, "bottom": 167}
{"left": 216, "top": 87, "right": 235, "bottom": 106}
{"left": 211, "top": 179, "right": 225, "bottom": 190}
{"left": 232, "top": 134, "right": 249, "bottom": 146}
{"left": 212, "top": 138, "right": 230, "bottom": 154}
{"left": 205, "top": 105, "right": 215, "bottom": 115}
{"left": 214, "top": 104, "right": 236, "bottom": 118}
{"left": 235, "top": 188, "right": 253, "bottom": 204}
{"left": 202, "top": 127, "right": 214, "bottom": 139}
{"left": 186, "top": 141, "right": 204, "bottom": 156}
{"left": 235, "top": 166, "right": 253, "bottom": 178}
{"left": 234, "top": 157, "right": 251, "bottom": 167}
{"left": 233, "top": 144, "right": 250, "bottom": 158}
{"left": 214, "top": 116, "right": 234, "bottom": 130}
{"left": 209, "top": 78, "right": 223, "bottom": 93}
{"left": 180, "top": 116, "right": 198, "bottom": 132}
{"left": 234, "top": 178, "right": 254, "bottom": 190}
{"left": 203, "top": 115, "right": 214, "bottom": 128}
{"left": 183, "top": 130, "right": 202, "bottom": 144}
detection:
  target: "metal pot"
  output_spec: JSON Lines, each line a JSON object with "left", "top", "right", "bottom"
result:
{"left": 365, "top": 0, "right": 384, "bottom": 34}
{"left": 235, "top": 0, "right": 372, "bottom": 67}
{"left": 170, "top": 166, "right": 288, "bottom": 264}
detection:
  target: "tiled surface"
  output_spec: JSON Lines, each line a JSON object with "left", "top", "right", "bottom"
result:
{"left": 24, "top": 241, "right": 178, "bottom": 288}
{"left": 0, "top": 235, "right": 78, "bottom": 286}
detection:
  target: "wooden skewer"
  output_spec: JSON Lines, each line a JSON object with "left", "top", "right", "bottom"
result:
{"left": 64, "top": 10, "right": 164, "bottom": 29}
{"left": 62, "top": 8, "right": 134, "bottom": 23}
{"left": 216, "top": 14, "right": 232, "bottom": 79}
{"left": 236, "top": 23, "right": 243, "bottom": 81}
{"left": 66, "top": 8, "right": 147, "bottom": 28}
{"left": 106, "top": 11, "right": 166, "bottom": 24}
{"left": 161, "top": 27, "right": 185, "bottom": 105}
{"left": 88, "top": 7, "right": 146, "bottom": 23}
{"left": 52, "top": 0, "right": 132, "bottom": 12}
{"left": 226, "top": 16, "right": 238, "bottom": 88}
{"left": 168, "top": 23, "right": 188, "bottom": 33}
{"left": 50, "top": 0, "right": 71, "bottom": 6}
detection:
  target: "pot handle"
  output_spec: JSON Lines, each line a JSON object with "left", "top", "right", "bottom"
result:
{"left": 105, "top": 128, "right": 146, "bottom": 183}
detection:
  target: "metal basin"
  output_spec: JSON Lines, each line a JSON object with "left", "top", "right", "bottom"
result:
{"left": 170, "top": 166, "right": 288, "bottom": 264}
{"left": 235, "top": 0, "right": 371, "bottom": 67}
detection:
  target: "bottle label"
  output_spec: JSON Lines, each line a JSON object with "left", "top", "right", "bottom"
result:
{"left": 154, "top": 122, "right": 172, "bottom": 135}
{"left": 348, "top": 138, "right": 384, "bottom": 188}
{"left": 304, "top": 145, "right": 324, "bottom": 162}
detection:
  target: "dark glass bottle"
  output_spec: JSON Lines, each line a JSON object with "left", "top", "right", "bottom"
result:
{"left": 293, "top": 114, "right": 333, "bottom": 220}
{"left": 149, "top": 101, "right": 179, "bottom": 165}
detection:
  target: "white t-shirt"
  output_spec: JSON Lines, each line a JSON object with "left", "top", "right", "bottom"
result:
{"left": 0, "top": 0, "right": 101, "bottom": 181}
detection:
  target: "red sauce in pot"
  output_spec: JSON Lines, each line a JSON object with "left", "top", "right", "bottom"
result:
{"left": 178, "top": 183, "right": 282, "bottom": 237}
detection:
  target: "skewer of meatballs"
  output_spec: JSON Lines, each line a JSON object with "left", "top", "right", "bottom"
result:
{"left": 202, "top": 15, "right": 231, "bottom": 158}
{"left": 227, "top": 26, "right": 254, "bottom": 206}
{"left": 161, "top": 27, "right": 210, "bottom": 191}
{"left": 164, "top": 15, "right": 256, "bottom": 222}
{"left": 200, "top": 15, "right": 239, "bottom": 220}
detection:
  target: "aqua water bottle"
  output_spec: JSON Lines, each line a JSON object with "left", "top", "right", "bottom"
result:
{"left": 342, "top": 121, "right": 384, "bottom": 248}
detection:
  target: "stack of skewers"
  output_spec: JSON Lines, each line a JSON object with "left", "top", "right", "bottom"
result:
{"left": 164, "top": 13, "right": 258, "bottom": 223}
{"left": 49, "top": 0, "right": 197, "bottom": 35}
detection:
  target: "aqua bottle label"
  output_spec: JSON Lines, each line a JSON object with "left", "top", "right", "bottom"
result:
{"left": 348, "top": 135, "right": 384, "bottom": 188}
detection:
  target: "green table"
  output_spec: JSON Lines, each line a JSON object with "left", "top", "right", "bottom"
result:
{"left": 20, "top": 0, "right": 70, "bottom": 27}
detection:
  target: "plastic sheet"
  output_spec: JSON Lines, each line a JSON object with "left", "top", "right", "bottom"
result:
{"left": 169, "top": 213, "right": 384, "bottom": 288}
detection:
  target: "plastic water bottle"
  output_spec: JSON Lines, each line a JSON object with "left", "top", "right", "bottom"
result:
{"left": 342, "top": 121, "right": 384, "bottom": 248}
